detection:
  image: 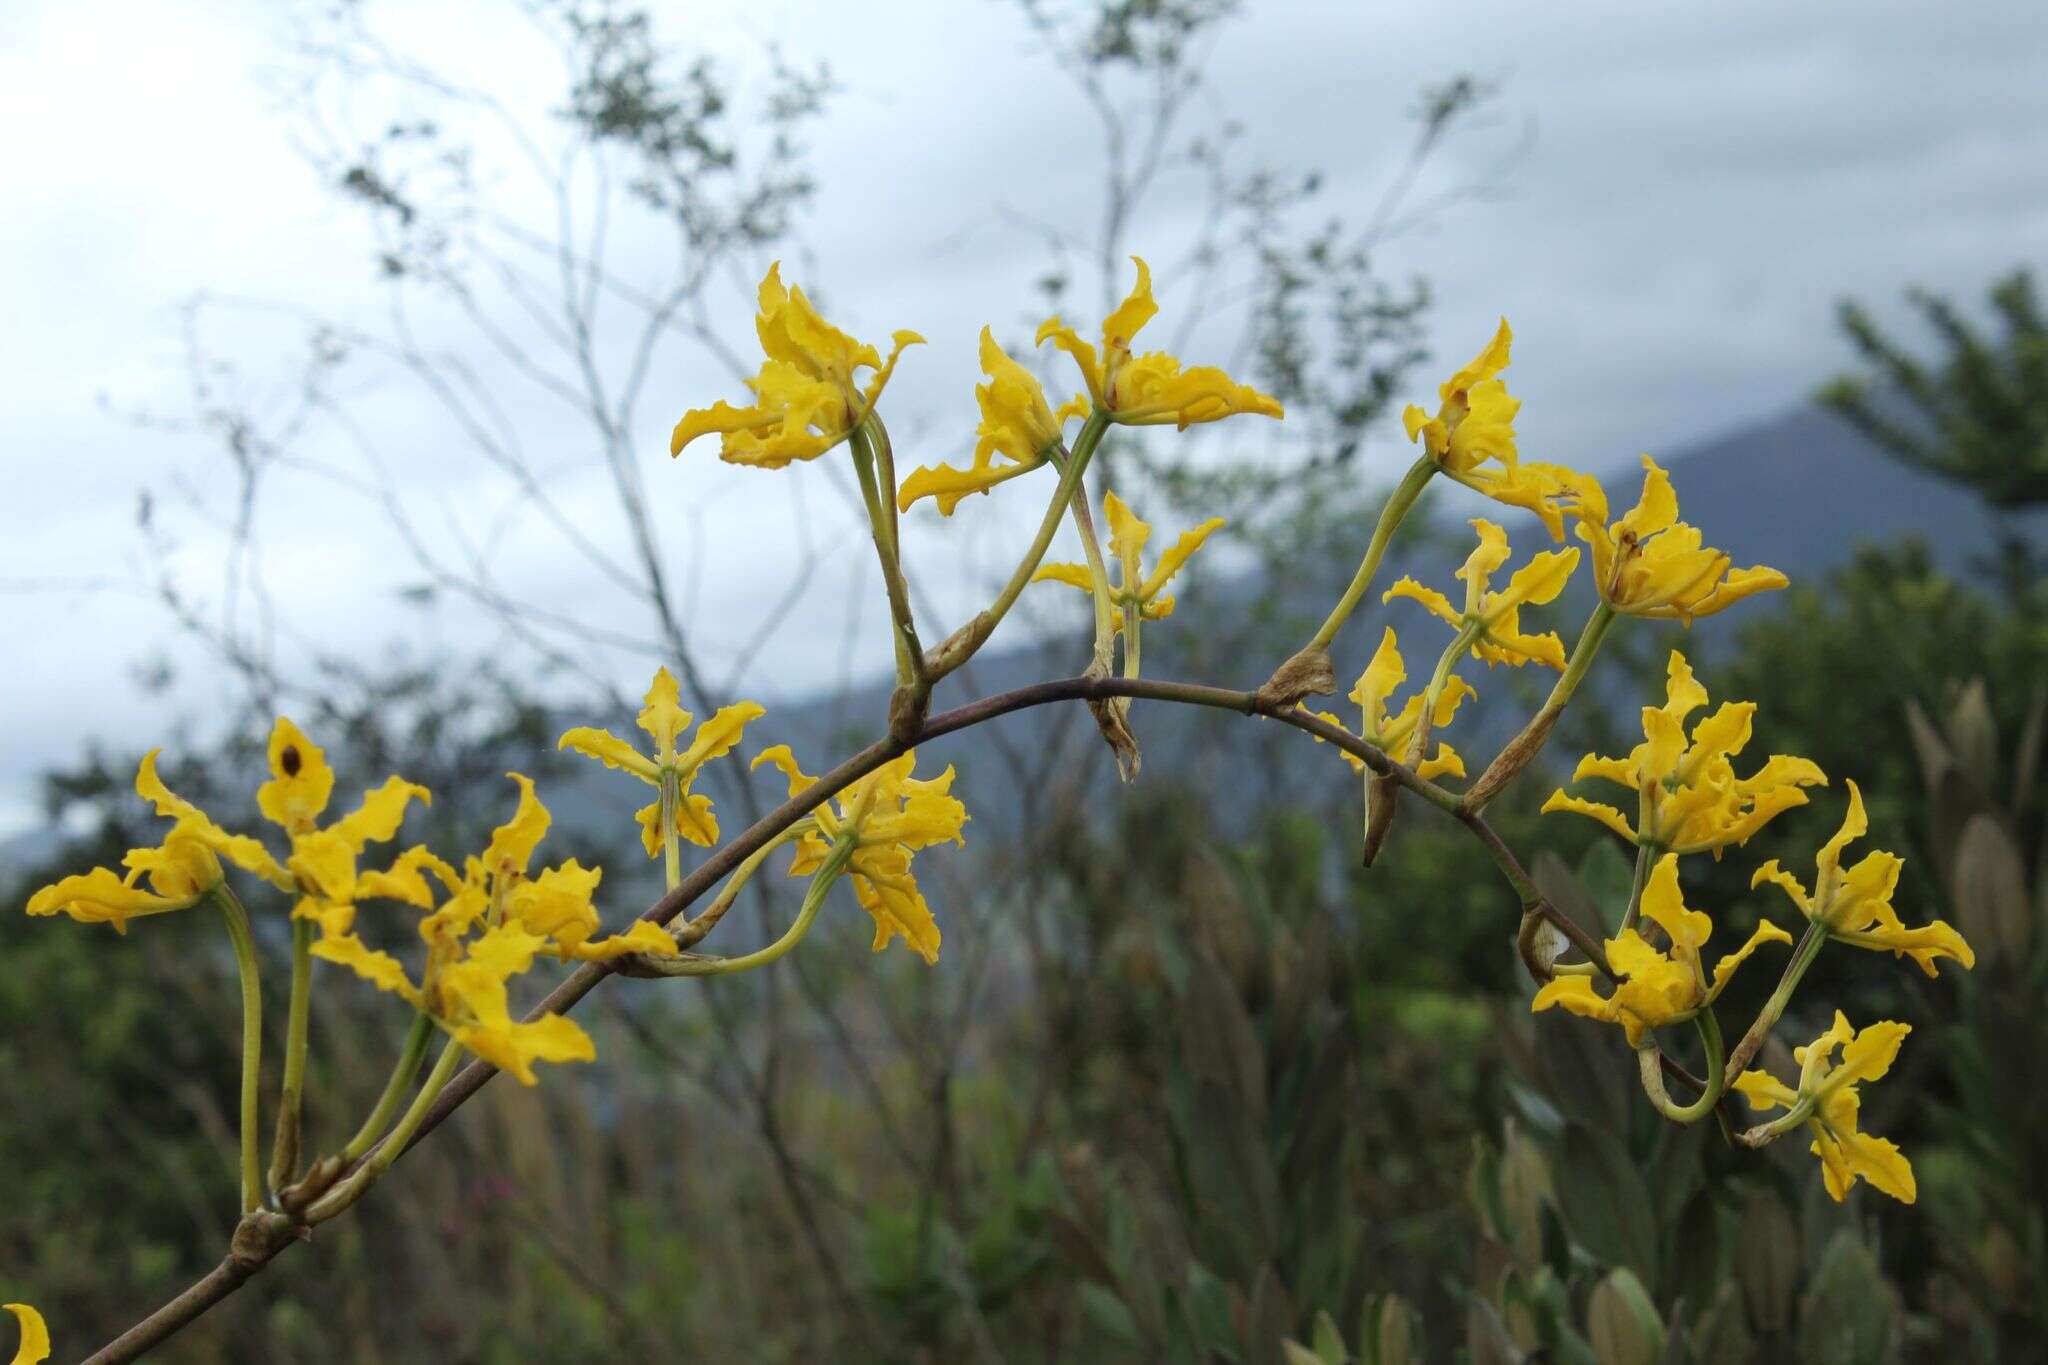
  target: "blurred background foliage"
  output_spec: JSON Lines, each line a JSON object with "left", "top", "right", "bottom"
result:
{"left": 4, "top": 1, "right": 2045, "bottom": 1361}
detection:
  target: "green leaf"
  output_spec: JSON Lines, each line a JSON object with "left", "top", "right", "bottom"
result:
{"left": 1733, "top": 1189, "right": 1800, "bottom": 1334}
{"left": 1556, "top": 1122, "right": 1659, "bottom": 1288}
{"left": 1952, "top": 811, "right": 2033, "bottom": 968}
{"left": 1588, "top": 1268, "right": 1667, "bottom": 1365}
{"left": 1311, "top": 1307, "right": 1348, "bottom": 1363}
{"left": 1577, "top": 839, "right": 1636, "bottom": 936}
{"left": 1795, "top": 1231, "right": 1896, "bottom": 1365}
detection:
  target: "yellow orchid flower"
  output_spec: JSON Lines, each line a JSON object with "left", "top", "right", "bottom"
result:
{"left": 1564, "top": 456, "right": 1787, "bottom": 621}
{"left": 5, "top": 1304, "right": 49, "bottom": 1365}
{"left": 752, "top": 745, "right": 968, "bottom": 965}
{"left": 1398, "top": 319, "right": 1580, "bottom": 538}
{"left": 26, "top": 745, "right": 308, "bottom": 931}
{"left": 1733, "top": 1011, "right": 1916, "bottom": 1203}
{"left": 1031, "top": 489, "right": 1224, "bottom": 639}
{"left": 235, "top": 716, "right": 434, "bottom": 940}
{"left": 1404, "top": 319, "right": 1519, "bottom": 473}
{"left": 430, "top": 923, "right": 598, "bottom": 1085}
{"left": 1532, "top": 853, "right": 1792, "bottom": 1046}
{"left": 670, "top": 262, "right": 923, "bottom": 468}
{"left": 308, "top": 776, "right": 671, "bottom": 1081}
{"left": 558, "top": 667, "right": 765, "bottom": 857}
{"left": 1751, "top": 780, "right": 1973, "bottom": 977}
{"left": 1541, "top": 650, "right": 1826, "bottom": 855}
{"left": 1383, "top": 518, "right": 1579, "bottom": 669}
{"left": 898, "top": 326, "right": 1079, "bottom": 515}
{"left": 1037, "top": 256, "right": 1283, "bottom": 429}
{"left": 1302, "top": 627, "right": 1473, "bottom": 779}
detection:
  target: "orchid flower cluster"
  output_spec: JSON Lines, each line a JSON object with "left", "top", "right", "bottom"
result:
{"left": 14, "top": 257, "right": 1970, "bottom": 1360}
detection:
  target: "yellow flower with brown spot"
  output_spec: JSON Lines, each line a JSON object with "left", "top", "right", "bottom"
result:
{"left": 1565, "top": 456, "right": 1787, "bottom": 621}
{"left": 1383, "top": 518, "right": 1579, "bottom": 669}
{"left": 5, "top": 1303, "right": 49, "bottom": 1365}
{"left": 1037, "top": 257, "right": 1282, "bottom": 429}
{"left": 558, "top": 667, "right": 765, "bottom": 857}
{"left": 236, "top": 716, "right": 434, "bottom": 940}
{"left": 1542, "top": 650, "right": 1826, "bottom": 855}
{"left": 1031, "top": 490, "right": 1224, "bottom": 643}
{"left": 1752, "top": 780, "right": 1973, "bottom": 977}
{"left": 670, "top": 262, "right": 923, "bottom": 468}
{"left": 898, "top": 326, "right": 1079, "bottom": 515}
{"left": 1734, "top": 1011, "right": 1916, "bottom": 1203}
{"left": 1303, "top": 627, "right": 1473, "bottom": 779}
{"left": 752, "top": 745, "right": 968, "bottom": 965}
{"left": 1532, "top": 853, "right": 1792, "bottom": 1046}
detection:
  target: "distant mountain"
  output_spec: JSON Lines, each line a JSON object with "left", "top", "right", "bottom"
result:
{"left": 1638, "top": 403, "right": 2025, "bottom": 585}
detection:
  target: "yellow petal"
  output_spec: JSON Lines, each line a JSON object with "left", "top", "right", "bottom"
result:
{"left": 453, "top": 1010, "right": 595, "bottom": 1086}
{"left": 1349, "top": 629, "right": 1406, "bottom": 728}
{"left": 897, "top": 457, "right": 1043, "bottom": 515}
{"left": 1442, "top": 318, "right": 1513, "bottom": 401}
{"left": 1479, "top": 622, "right": 1567, "bottom": 670}
{"left": 557, "top": 726, "right": 657, "bottom": 784}
{"left": 1107, "top": 353, "right": 1284, "bottom": 427}
{"left": 675, "top": 790, "right": 719, "bottom": 850}
{"left": 570, "top": 919, "right": 680, "bottom": 961}
{"left": 1816, "top": 1124, "right": 1916, "bottom": 1204}
{"left": 1100, "top": 256, "right": 1159, "bottom": 361}
{"left": 635, "top": 667, "right": 689, "bottom": 761}
{"left": 1732, "top": 1068, "right": 1800, "bottom": 1113}
{"left": 1035, "top": 316, "right": 1105, "bottom": 408}
{"left": 1457, "top": 519, "right": 1513, "bottom": 610}
{"left": 1679, "top": 564, "right": 1788, "bottom": 619}
{"left": 1530, "top": 973, "right": 1618, "bottom": 1025}
{"left": 1817, "top": 779, "right": 1870, "bottom": 881}
{"left": 1492, "top": 547, "right": 1580, "bottom": 614}
{"left": 1638, "top": 854, "right": 1712, "bottom": 956}
{"left": 1541, "top": 791, "right": 1638, "bottom": 843}
{"left": 482, "top": 773, "right": 550, "bottom": 879}
{"left": 1706, "top": 919, "right": 1795, "bottom": 1001}
{"left": 328, "top": 776, "right": 431, "bottom": 852}
{"left": 1382, "top": 577, "right": 1461, "bottom": 626}
{"left": 849, "top": 847, "right": 942, "bottom": 965}
{"left": 256, "top": 716, "right": 335, "bottom": 832}
{"left": 310, "top": 932, "right": 420, "bottom": 1003}
{"left": 355, "top": 845, "right": 460, "bottom": 909}
{"left": 1415, "top": 744, "right": 1465, "bottom": 781}
{"left": 25, "top": 866, "right": 196, "bottom": 932}
{"left": 1618, "top": 455, "right": 1679, "bottom": 539}
{"left": 1749, "top": 858, "right": 1811, "bottom": 913}
{"left": 1661, "top": 650, "right": 1709, "bottom": 720}
{"left": 677, "top": 701, "right": 767, "bottom": 777}
{"left": 1141, "top": 517, "right": 1225, "bottom": 601}
{"left": 5, "top": 1303, "right": 50, "bottom": 1365}
{"left": 1103, "top": 489, "right": 1150, "bottom": 573}
{"left": 1030, "top": 561, "right": 1098, "bottom": 595}
{"left": 1574, "top": 754, "right": 1637, "bottom": 788}
{"left": 750, "top": 744, "right": 817, "bottom": 800}
{"left": 504, "top": 859, "right": 604, "bottom": 956}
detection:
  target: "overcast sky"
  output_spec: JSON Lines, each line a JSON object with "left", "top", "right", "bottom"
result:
{"left": 4, "top": 0, "right": 2046, "bottom": 837}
